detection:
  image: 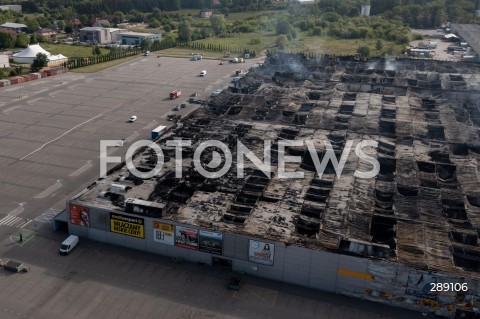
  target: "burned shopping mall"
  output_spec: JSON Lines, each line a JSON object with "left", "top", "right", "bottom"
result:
{"left": 65, "top": 53, "right": 480, "bottom": 317}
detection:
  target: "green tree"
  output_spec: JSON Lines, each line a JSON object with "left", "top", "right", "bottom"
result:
{"left": 210, "top": 14, "right": 226, "bottom": 36}
{"left": 56, "top": 20, "right": 66, "bottom": 31}
{"left": 140, "top": 38, "right": 152, "bottom": 51}
{"left": 149, "top": 19, "right": 161, "bottom": 28}
{"left": 64, "top": 23, "right": 73, "bottom": 34}
{"left": 112, "top": 11, "right": 125, "bottom": 24}
{"left": 30, "top": 34, "right": 38, "bottom": 44}
{"left": 375, "top": 39, "right": 383, "bottom": 51}
{"left": 92, "top": 45, "right": 101, "bottom": 56}
{"left": 276, "top": 19, "right": 292, "bottom": 35}
{"left": 15, "top": 33, "right": 30, "bottom": 48}
{"left": 178, "top": 20, "right": 192, "bottom": 42}
{"left": 357, "top": 45, "right": 371, "bottom": 58}
{"left": 31, "top": 53, "right": 49, "bottom": 72}
{"left": 25, "top": 18, "right": 40, "bottom": 33}
{"left": 0, "top": 32, "right": 16, "bottom": 49}
{"left": 276, "top": 34, "right": 288, "bottom": 50}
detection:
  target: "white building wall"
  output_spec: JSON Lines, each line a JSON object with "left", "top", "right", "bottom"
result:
{"left": 361, "top": 5, "right": 371, "bottom": 16}
{"left": 0, "top": 55, "right": 9, "bottom": 68}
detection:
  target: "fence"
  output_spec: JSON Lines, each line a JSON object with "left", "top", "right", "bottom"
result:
{"left": 176, "top": 41, "right": 256, "bottom": 57}
{"left": 66, "top": 48, "right": 141, "bottom": 70}
{"left": 0, "top": 67, "right": 68, "bottom": 88}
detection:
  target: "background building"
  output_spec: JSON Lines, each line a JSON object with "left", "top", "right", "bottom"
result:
{"left": 200, "top": 11, "right": 213, "bottom": 18}
{"left": 116, "top": 31, "right": 161, "bottom": 45}
{"left": 0, "top": 22, "right": 27, "bottom": 33}
{"left": 361, "top": 5, "right": 371, "bottom": 16}
{"left": 79, "top": 27, "right": 122, "bottom": 44}
{"left": 0, "top": 5, "right": 22, "bottom": 13}
{"left": 0, "top": 54, "right": 9, "bottom": 68}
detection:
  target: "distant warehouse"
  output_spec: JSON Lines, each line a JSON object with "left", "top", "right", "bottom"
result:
{"left": 79, "top": 27, "right": 161, "bottom": 45}
{"left": 116, "top": 31, "right": 161, "bottom": 45}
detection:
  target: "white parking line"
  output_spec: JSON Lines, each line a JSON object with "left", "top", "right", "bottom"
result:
{"left": 126, "top": 131, "right": 139, "bottom": 142}
{"left": 34, "top": 181, "right": 62, "bottom": 199}
{"left": 69, "top": 161, "right": 93, "bottom": 177}
{"left": 8, "top": 206, "right": 24, "bottom": 216}
{"left": 0, "top": 215, "right": 32, "bottom": 228}
{"left": 20, "top": 113, "right": 103, "bottom": 161}
{"left": 2, "top": 105, "right": 22, "bottom": 114}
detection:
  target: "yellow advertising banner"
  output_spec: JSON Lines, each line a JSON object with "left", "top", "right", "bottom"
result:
{"left": 153, "top": 222, "right": 174, "bottom": 232}
{"left": 110, "top": 213, "right": 144, "bottom": 238}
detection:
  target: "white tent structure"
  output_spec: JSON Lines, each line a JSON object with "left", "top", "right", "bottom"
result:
{"left": 12, "top": 44, "right": 67, "bottom": 66}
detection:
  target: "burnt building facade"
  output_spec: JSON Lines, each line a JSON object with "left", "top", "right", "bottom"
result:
{"left": 67, "top": 54, "right": 480, "bottom": 317}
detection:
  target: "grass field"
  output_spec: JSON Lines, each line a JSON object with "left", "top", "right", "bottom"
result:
{"left": 223, "top": 10, "right": 283, "bottom": 22}
{"left": 41, "top": 43, "right": 110, "bottom": 57}
{"left": 186, "top": 33, "right": 403, "bottom": 57}
{"left": 299, "top": 36, "right": 404, "bottom": 56}
{"left": 71, "top": 55, "right": 139, "bottom": 73}
{"left": 155, "top": 47, "right": 226, "bottom": 58}
{"left": 194, "top": 32, "right": 277, "bottom": 53}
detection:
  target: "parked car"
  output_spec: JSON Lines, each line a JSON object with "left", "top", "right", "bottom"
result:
{"left": 0, "top": 259, "right": 29, "bottom": 273}
{"left": 228, "top": 276, "right": 241, "bottom": 290}
{"left": 211, "top": 89, "right": 222, "bottom": 97}
{"left": 200, "top": 70, "right": 207, "bottom": 77}
{"left": 59, "top": 235, "right": 79, "bottom": 255}
{"left": 129, "top": 115, "right": 137, "bottom": 122}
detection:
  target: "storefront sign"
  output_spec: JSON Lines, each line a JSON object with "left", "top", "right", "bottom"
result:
{"left": 199, "top": 230, "right": 223, "bottom": 255}
{"left": 69, "top": 204, "right": 90, "bottom": 227}
{"left": 175, "top": 226, "right": 198, "bottom": 250}
{"left": 110, "top": 213, "right": 144, "bottom": 238}
{"left": 248, "top": 240, "right": 274, "bottom": 265}
{"left": 153, "top": 222, "right": 174, "bottom": 245}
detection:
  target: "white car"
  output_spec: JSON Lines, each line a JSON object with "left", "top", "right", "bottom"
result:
{"left": 129, "top": 115, "right": 137, "bottom": 122}
{"left": 211, "top": 89, "right": 222, "bottom": 97}
{"left": 200, "top": 70, "right": 207, "bottom": 76}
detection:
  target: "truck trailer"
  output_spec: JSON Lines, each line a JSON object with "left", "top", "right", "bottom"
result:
{"left": 151, "top": 125, "right": 167, "bottom": 140}
{"left": 170, "top": 90, "right": 182, "bottom": 99}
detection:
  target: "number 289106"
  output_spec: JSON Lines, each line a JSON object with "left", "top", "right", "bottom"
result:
{"left": 430, "top": 283, "right": 468, "bottom": 292}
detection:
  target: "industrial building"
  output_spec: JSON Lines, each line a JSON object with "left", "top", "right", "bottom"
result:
{"left": 79, "top": 27, "right": 122, "bottom": 44}
{"left": 79, "top": 27, "right": 161, "bottom": 45}
{"left": 116, "top": 31, "right": 161, "bottom": 45}
{"left": 451, "top": 24, "right": 480, "bottom": 62}
{"left": 63, "top": 54, "right": 480, "bottom": 318}
{"left": 0, "top": 22, "right": 27, "bottom": 33}
{"left": 0, "top": 5, "right": 22, "bottom": 13}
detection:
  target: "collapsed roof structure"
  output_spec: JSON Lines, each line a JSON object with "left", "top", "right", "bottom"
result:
{"left": 77, "top": 53, "right": 480, "bottom": 277}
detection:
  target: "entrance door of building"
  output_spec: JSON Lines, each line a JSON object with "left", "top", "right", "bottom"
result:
{"left": 212, "top": 257, "right": 232, "bottom": 269}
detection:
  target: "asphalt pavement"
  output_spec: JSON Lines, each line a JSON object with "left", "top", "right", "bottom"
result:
{"left": 0, "top": 54, "right": 427, "bottom": 319}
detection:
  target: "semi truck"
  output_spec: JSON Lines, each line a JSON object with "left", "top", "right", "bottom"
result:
{"left": 151, "top": 125, "right": 167, "bottom": 140}
{"left": 170, "top": 90, "right": 181, "bottom": 99}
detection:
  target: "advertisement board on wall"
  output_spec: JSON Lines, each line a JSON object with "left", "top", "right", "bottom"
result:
{"left": 153, "top": 222, "right": 174, "bottom": 245}
{"left": 69, "top": 204, "right": 90, "bottom": 227}
{"left": 248, "top": 240, "right": 275, "bottom": 265}
{"left": 175, "top": 226, "right": 198, "bottom": 250}
{"left": 110, "top": 213, "right": 144, "bottom": 238}
{"left": 199, "top": 230, "right": 223, "bottom": 255}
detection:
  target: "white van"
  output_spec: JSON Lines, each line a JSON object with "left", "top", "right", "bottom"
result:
{"left": 59, "top": 235, "right": 79, "bottom": 255}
